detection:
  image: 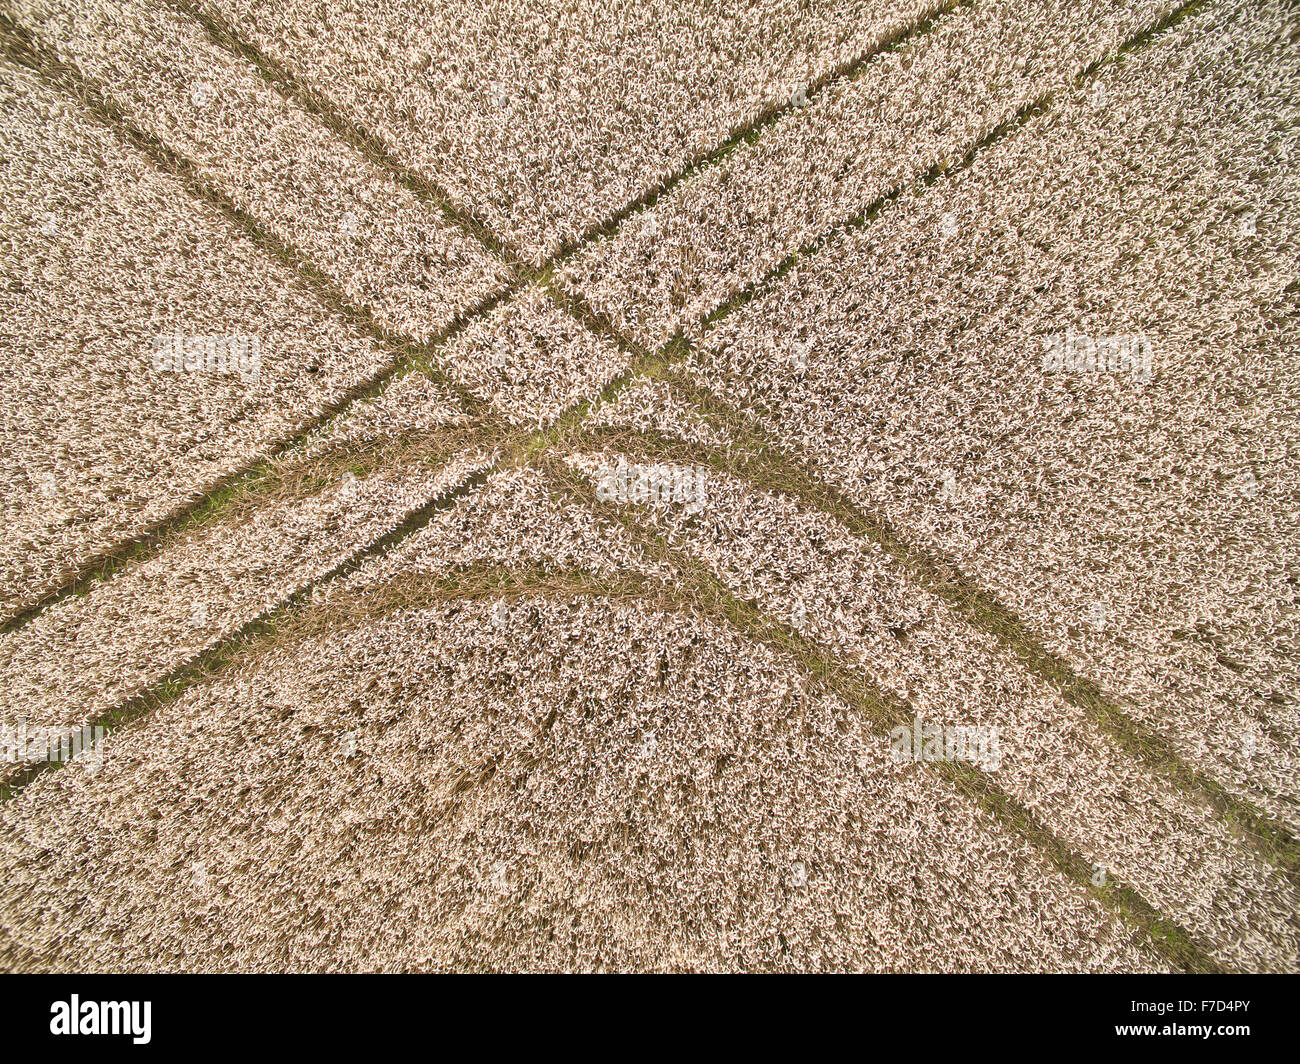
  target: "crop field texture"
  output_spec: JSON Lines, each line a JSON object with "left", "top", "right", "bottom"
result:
{"left": 0, "top": 0, "right": 1297, "bottom": 972}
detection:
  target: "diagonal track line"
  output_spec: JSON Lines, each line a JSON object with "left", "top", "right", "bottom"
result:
{"left": 0, "top": 12, "right": 520, "bottom": 632}
{"left": 0, "top": 463, "right": 494, "bottom": 801}
{"left": 557, "top": 397, "right": 1300, "bottom": 890}
{"left": 692, "top": 0, "right": 1210, "bottom": 336}
{"left": 167, "top": 0, "right": 969, "bottom": 271}
{"left": 165, "top": 0, "right": 531, "bottom": 269}
{"left": 534, "top": 457, "right": 1229, "bottom": 974}
{"left": 504, "top": 0, "right": 1300, "bottom": 895}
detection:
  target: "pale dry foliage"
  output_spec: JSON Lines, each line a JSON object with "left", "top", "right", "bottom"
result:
{"left": 1, "top": 0, "right": 1296, "bottom": 972}
{"left": 691, "top": 0, "right": 1300, "bottom": 833}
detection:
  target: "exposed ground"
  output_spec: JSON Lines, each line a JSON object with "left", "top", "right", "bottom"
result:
{"left": 0, "top": 0, "right": 1296, "bottom": 972}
